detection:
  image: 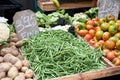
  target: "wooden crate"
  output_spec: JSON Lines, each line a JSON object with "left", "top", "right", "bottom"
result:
{"left": 49, "top": 66, "right": 120, "bottom": 80}
{"left": 19, "top": 37, "right": 120, "bottom": 80}
{"left": 37, "top": 0, "right": 94, "bottom": 11}
{"left": 48, "top": 56, "right": 120, "bottom": 80}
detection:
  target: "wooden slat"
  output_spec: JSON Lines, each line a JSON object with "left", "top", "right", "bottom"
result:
{"left": 101, "top": 56, "right": 115, "bottom": 67}
{"left": 37, "top": 0, "right": 94, "bottom": 11}
{"left": 49, "top": 67, "right": 120, "bottom": 80}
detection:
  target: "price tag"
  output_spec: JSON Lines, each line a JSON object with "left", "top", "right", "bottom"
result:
{"left": 13, "top": 10, "right": 39, "bottom": 40}
{"left": 98, "top": 0, "right": 120, "bottom": 19}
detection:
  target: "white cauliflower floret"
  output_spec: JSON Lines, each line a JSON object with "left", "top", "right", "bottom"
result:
{"left": 0, "top": 23, "right": 10, "bottom": 41}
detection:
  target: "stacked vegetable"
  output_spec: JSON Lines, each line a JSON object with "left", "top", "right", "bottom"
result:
{"left": 75, "top": 14, "right": 120, "bottom": 66}
{"left": 21, "top": 30, "right": 106, "bottom": 80}
{"left": 0, "top": 23, "right": 35, "bottom": 80}
{"left": 35, "top": 10, "right": 71, "bottom": 28}
{"left": 35, "top": 7, "right": 98, "bottom": 28}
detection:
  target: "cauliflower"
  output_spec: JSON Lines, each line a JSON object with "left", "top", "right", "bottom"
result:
{"left": 0, "top": 23, "right": 10, "bottom": 41}
{"left": 0, "top": 17, "right": 8, "bottom": 23}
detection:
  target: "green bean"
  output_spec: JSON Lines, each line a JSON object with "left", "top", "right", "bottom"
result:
{"left": 21, "top": 30, "right": 106, "bottom": 80}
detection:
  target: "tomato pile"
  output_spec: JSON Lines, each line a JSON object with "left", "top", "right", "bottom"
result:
{"left": 75, "top": 14, "right": 120, "bottom": 66}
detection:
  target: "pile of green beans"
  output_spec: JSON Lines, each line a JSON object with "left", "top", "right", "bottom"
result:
{"left": 21, "top": 30, "right": 106, "bottom": 80}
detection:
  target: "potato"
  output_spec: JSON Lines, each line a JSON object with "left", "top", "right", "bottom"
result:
{"left": 21, "top": 67, "right": 28, "bottom": 73}
{"left": 0, "top": 72, "right": 5, "bottom": 79}
{"left": 1, "top": 77, "right": 12, "bottom": 80}
{"left": 4, "top": 54, "right": 19, "bottom": 64}
{"left": 15, "top": 60, "right": 22, "bottom": 70}
{"left": 8, "top": 66, "right": 18, "bottom": 79}
{"left": 10, "top": 37, "right": 19, "bottom": 43}
{"left": 22, "top": 60, "right": 30, "bottom": 68}
{"left": 16, "top": 39, "right": 27, "bottom": 47}
{"left": 0, "top": 56, "right": 3, "bottom": 63}
{"left": 0, "top": 47, "right": 12, "bottom": 56}
{"left": 9, "top": 42, "right": 16, "bottom": 47}
{"left": 25, "top": 69, "right": 34, "bottom": 78}
{"left": 0, "top": 47, "right": 19, "bottom": 56}
{"left": 10, "top": 46, "right": 19, "bottom": 56}
{"left": 11, "top": 33, "right": 18, "bottom": 38}
{"left": 14, "top": 73, "right": 25, "bottom": 80}
{"left": 17, "top": 53, "right": 24, "bottom": 60}
{"left": 0, "top": 62, "right": 12, "bottom": 72}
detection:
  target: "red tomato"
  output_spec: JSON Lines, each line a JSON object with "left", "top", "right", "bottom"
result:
{"left": 102, "top": 32, "right": 110, "bottom": 41}
{"left": 84, "top": 34, "right": 93, "bottom": 42}
{"left": 87, "top": 20, "right": 95, "bottom": 26}
{"left": 77, "top": 30, "right": 88, "bottom": 37}
{"left": 106, "top": 51, "right": 115, "bottom": 61}
{"left": 89, "top": 29, "right": 96, "bottom": 36}
{"left": 93, "top": 42, "right": 100, "bottom": 48}
{"left": 89, "top": 39, "right": 95, "bottom": 45}
{"left": 102, "top": 49, "right": 110, "bottom": 55}
{"left": 86, "top": 24, "right": 94, "bottom": 30}
{"left": 94, "top": 26, "right": 101, "bottom": 31}
{"left": 112, "top": 57, "right": 120, "bottom": 66}
{"left": 103, "top": 40, "right": 115, "bottom": 50}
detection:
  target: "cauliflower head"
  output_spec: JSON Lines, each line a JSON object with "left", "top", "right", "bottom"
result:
{"left": 0, "top": 23, "right": 10, "bottom": 41}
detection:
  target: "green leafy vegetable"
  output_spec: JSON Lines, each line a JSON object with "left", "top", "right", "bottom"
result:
{"left": 35, "top": 10, "right": 72, "bottom": 27}
{"left": 85, "top": 7, "right": 98, "bottom": 19}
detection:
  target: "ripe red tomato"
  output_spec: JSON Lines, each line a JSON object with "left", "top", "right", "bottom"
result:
{"left": 103, "top": 40, "right": 115, "bottom": 50}
{"left": 77, "top": 30, "right": 88, "bottom": 37}
{"left": 94, "top": 26, "right": 101, "bottom": 32}
{"left": 89, "top": 29, "right": 96, "bottom": 36}
{"left": 87, "top": 20, "right": 95, "bottom": 26}
{"left": 86, "top": 24, "right": 94, "bottom": 30}
{"left": 102, "top": 32, "right": 110, "bottom": 41}
{"left": 89, "top": 39, "right": 95, "bottom": 45}
{"left": 112, "top": 57, "right": 120, "bottom": 66}
{"left": 84, "top": 34, "right": 93, "bottom": 42}
{"left": 106, "top": 51, "right": 115, "bottom": 61}
{"left": 93, "top": 42, "right": 100, "bottom": 48}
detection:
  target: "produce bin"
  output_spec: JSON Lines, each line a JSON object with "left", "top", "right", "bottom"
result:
{"left": 37, "top": 0, "right": 94, "bottom": 11}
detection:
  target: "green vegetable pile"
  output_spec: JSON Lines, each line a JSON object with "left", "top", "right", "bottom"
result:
{"left": 35, "top": 10, "right": 71, "bottom": 28}
{"left": 85, "top": 7, "right": 98, "bottom": 19}
{"left": 21, "top": 30, "right": 106, "bottom": 80}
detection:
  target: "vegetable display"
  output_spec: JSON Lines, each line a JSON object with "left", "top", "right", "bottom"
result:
{"left": 35, "top": 7, "right": 98, "bottom": 28}
{"left": 75, "top": 14, "right": 120, "bottom": 66}
{"left": 0, "top": 32, "right": 35, "bottom": 80}
{"left": 21, "top": 30, "right": 106, "bottom": 80}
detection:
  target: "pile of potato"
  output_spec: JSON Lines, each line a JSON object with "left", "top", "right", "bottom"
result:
{"left": 0, "top": 33, "right": 35, "bottom": 80}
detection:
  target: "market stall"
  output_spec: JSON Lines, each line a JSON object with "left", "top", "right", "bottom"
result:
{"left": 1, "top": 0, "right": 120, "bottom": 80}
